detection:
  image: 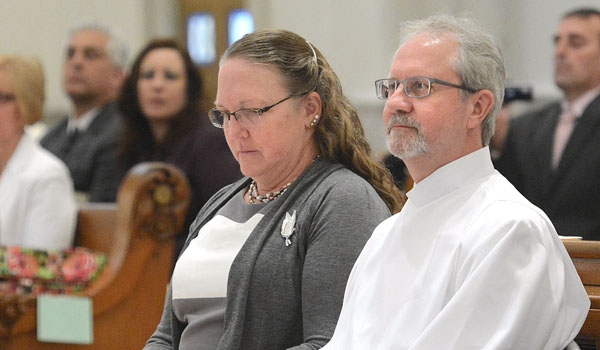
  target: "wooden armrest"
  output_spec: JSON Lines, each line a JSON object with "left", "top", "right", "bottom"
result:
{"left": 0, "top": 162, "right": 190, "bottom": 349}
{"left": 563, "top": 240, "right": 600, "bottom": 348}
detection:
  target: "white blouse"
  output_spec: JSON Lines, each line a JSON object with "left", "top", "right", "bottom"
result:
{"left": 0, "top": 134, "right": 77, "bottom": 250}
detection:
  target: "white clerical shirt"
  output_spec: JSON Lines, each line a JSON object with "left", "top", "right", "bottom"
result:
{"left": 324, "top": 147, "right": 589, "bottom": 350}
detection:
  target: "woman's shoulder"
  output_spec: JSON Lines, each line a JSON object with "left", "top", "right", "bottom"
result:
{"left": 318, "top": 164, "right": 377, "bottom": 193}
{"left": 32, "top": 151, "right": 72, "bottom": 186}
{"left": 305, "top": 163, "right": 388, "bottom": 210}
{"left": 14, "top": 136, "right": 70, "bottom": 180}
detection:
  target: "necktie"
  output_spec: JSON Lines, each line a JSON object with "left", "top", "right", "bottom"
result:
{"left": 551, "top": 108, "right": 577, "bottom": 169}
{"left": 62, "top": 129, "right": 80, "bottom": 155}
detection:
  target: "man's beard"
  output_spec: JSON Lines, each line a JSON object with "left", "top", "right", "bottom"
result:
{"left": 385, "top": 113, "right": 428, "bottom": 159}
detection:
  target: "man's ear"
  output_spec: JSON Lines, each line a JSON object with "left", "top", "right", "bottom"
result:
{"left": 467, "top": 89, "right": 494, "bottom": 129}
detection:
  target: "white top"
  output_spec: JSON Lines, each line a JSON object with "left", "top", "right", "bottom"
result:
{"left": 324, "top": 147, "right": 590, "bottom": 350}
{"left": 171, "top": 190, "right": 264, "bottom": 350}
{"left": 0, "top": 134, "right": 77, "bottom": 250}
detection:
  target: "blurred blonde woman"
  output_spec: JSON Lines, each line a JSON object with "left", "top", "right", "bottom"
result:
{"left": 0, "top": 55, "right": 76, "bottom": 250}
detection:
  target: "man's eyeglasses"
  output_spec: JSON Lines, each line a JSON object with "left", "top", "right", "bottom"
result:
{"left": 375, "top": 77, "right": 476, "bottom": 99}
{"left": 208, "top": 95, "right": 294, "bottom": 128}
{"left": 0, "top": 92, "right": 16, "bottom": 104}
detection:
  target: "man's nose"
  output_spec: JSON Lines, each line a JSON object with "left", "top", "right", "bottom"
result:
{"left": 385, "top": 87, "right": 412, "bottom": 114}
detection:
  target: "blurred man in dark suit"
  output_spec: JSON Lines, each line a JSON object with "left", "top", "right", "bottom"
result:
{"left": 494, "top": 8, "right": 600, "bottom": 240}
{"left": 41, "top": 22, "right": 128, "bottom": 202}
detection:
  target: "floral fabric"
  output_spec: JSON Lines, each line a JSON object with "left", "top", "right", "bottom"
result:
{"left": 0, "top": 246, "right": 106, "bottom": 296}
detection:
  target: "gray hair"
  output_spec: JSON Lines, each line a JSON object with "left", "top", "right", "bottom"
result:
{"left": 398, "top": 14, "right": 506, "bottom": 146}
{"left": 66, "top": 20, "right": 129, "bottom": 70}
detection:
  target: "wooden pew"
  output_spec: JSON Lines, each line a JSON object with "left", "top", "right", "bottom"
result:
{"left": 564, "top": 240, "right": 600, "bottom": 350}
{"left": 0, "top": 162, "right": 190, "bottom": 349}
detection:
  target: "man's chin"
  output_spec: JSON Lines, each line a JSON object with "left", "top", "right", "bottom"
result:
{"left": 386, "top": 138, "right": 427, "bottom": 160}
{"left": 66, "top": 89, "right": 92, "bottom": 101}
{"left": 553, "top": 73, "right": 572, "bottom": 89}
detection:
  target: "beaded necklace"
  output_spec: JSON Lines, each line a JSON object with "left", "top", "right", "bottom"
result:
{"left": 247, "top": 180, "right": 291, "bottom": 204}
{"left": 247, "top": 155, "right": 320, "bottom": 204}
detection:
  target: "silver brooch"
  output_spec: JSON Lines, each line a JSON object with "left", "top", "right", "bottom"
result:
{"left": 281, "top": 210, "right": 297, "bottom": 246}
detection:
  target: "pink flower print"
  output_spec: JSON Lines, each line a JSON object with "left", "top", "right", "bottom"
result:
{"left": 61, "top": 250, "right": 99, "bottom": 283}
{"left": 6, "top": 249, "right": 39, "bottom": 278}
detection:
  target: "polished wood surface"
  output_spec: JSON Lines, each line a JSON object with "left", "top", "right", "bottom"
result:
{"left": 564, "top": 240, "right": 600, "bottom": 349}
{"left": 0, "top": 162, "right": 190, "bottom": 349}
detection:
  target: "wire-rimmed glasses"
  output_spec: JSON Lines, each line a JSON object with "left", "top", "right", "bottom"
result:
{"left": 208, "top": 95, "right": 294, "bottom": 128}
{"left": 375, "top": 77, "right": 476, "bottom": 100}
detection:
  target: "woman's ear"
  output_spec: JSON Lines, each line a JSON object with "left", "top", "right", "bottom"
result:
{"left": 467, "top": 89, "right": 494, "bottom": 129}
{"left": 304, "top": 91, "right": 322, "bottom": 128}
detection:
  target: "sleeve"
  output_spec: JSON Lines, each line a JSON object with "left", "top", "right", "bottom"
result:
{"left": 290, "top": 178, "right": 391, "bottom": 350}
{"left": 21, "top": 167, "right": 77, "bottom": 251}
{"left": 411, "top": 203, "right": 589, "bottom": 350}
{"left": 144, "top": 284, "right": 176, "bottom": 349}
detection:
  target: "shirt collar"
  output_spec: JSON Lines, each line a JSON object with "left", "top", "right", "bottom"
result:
{"left": 67, "top": 106, "right": 101, "bottom": 133}
{"left": 562, "top": 84, "right": 600, "bottom": 118}
{"left": 407, "top": 147, "right": 495, "bottom": 207}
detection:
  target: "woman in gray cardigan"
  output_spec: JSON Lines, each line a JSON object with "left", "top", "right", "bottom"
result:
{"left": 145, "top": 29, "right": 404, "bottom": 350}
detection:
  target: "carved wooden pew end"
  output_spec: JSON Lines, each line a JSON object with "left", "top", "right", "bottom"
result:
{"left": 0, "top": 162, "right": 190, "bottom": 349}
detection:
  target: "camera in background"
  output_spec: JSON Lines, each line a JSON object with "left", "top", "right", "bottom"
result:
{"left": 503, "top": 86, "right": 533, "bottom": 105}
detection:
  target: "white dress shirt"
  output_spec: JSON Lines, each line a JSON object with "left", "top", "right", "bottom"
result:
{"left": 324, "top": 147, "right": 589, "bottom": 350}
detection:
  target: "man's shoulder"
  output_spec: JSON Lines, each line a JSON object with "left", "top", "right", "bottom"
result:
{"left": 40, "top": 118, "right": 68, "bottom": 146}
{"left": 515, "top": 100, "right": 561, "bottom": 122}
{"left": 85, "top": 103, "right": 123, "bottom": 139}
{"left": 93, "top": 103, "right": 123, "bottom": 129}
{"left": 583, "top": 93, "right": 600, "bottom": 114}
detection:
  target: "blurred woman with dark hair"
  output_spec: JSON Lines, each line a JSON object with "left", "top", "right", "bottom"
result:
{"left": 117, "top": 39, "right": 242, "bottom": 258}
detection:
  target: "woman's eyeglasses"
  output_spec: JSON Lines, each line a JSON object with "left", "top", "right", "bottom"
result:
{"left": 208, "top": 95, "right": 294, "bottom": 128}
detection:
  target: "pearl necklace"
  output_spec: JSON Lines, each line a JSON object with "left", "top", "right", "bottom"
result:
{"left": 248, "top": 180, "right": 291, "bottom": 204}
{"left": 247, "top": 155, "right": 320, "bottom": 204}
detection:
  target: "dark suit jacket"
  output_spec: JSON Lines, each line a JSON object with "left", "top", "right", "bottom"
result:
{"left": 41, "top": 103, "right": 123, "bottom": 202}
{"left": 494, "top": 94, "right": 600, "bottom": 240}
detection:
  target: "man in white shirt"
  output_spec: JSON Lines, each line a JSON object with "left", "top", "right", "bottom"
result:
{"left": 323, "top": 14, "right": 590, "bottom": 350}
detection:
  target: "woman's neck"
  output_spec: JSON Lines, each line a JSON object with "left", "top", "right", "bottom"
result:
{"left": 252, "top": 145, "right": 320, "bottom": 196}
{"left": 149, "top": 120, "right": 171, "bottom": 144}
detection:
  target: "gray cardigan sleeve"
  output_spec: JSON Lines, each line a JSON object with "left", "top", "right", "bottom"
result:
{"left": 290, "top": 172, "right": 390, "bottom": 349}
{"left": 144, "top": 285, "right": 177, "bottom": 349}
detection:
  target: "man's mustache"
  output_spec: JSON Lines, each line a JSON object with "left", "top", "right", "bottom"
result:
{"left": 386, "top": 113, "right": 420, "bottom": 133}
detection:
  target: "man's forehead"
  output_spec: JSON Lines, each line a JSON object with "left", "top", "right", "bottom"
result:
{"left": 557, "top": 16, "right": 600, "bottom": 36}
{"left": 391, "top": 35, "right": 457, "bottom": 71}
{"left": 68, "top": 30, "right": 109, "bottom": 48}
